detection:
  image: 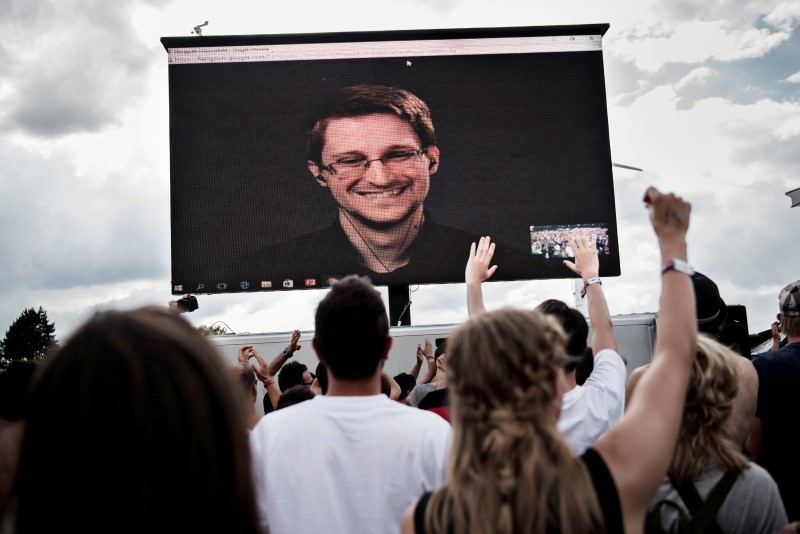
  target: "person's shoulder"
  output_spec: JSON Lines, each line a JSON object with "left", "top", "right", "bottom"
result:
{"left": 727, "top": 463, "right": 788, "bottom": 526}
{"left": 254, "top": 224, "right": 344, "bottom": 258}
{"left": 410, "top": 383, "right": 437, "bottom": 398}
{"left": 257, "top": 396, "right": 320, "bottom": 428}
{"left": 408, "top": 383, "right": 437, "bottom": 407}
{"left": 753, "top": 343, "right": 800, "bottom": 369}
{"left": 740, "top": 461, "right": 781, "bottom": 489}
{"left": 776, "top": 342, "right": 800, "bottom": 356}
{"left": 584, "top": 349, "right": 627, "bottom": 390}
{"left": 234, "top": 222, "right": 366, "bottom": 280}
{"left": 394, "top": 401, "right": 451, "bottom": 430}
{"left": 412, "top": 218, "right": 478, "bottom": 254}
{"left": 593, "top": 348, "right": 627, "bottom": 368}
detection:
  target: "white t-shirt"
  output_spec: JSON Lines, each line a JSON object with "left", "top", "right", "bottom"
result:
{"left": 249, "top": 394, "right": 452, "bottom": 534}
{"left": 557, "top": 348, "right": 627, "bottom": 455}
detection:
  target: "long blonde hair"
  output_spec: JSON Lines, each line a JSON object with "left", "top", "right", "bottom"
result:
{"left": 669, "top": 335, "right": 749, "bottom": 485}
{"left": 425, "top": 308, "right": 604, "bottom": 534}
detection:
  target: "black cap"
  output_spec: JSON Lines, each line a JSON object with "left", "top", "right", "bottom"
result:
{"left": 692, "top": 272, "right": 727, "bottom": 334}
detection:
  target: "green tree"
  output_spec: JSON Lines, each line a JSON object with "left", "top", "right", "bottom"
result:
{"left": 197, "top": 323, "right": 229, "bottom": 336}
{"left": 1, "top": 307, "right": 58, "bottom": 363}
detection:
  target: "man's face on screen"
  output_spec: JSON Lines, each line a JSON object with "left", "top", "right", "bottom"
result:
{"left": 309, "top": 113, "right": 439, "bottom": 227}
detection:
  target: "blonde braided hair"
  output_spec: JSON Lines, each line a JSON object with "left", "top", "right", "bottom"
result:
{"left": 425, "top": 308, "right": 604, "bottom": 534}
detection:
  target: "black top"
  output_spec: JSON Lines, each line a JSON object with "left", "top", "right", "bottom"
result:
{"left": 752, "top": 342, "right": 800, "bottom": 520}
{"left": 417, "top": 388, "right": 449, "bottom": 411}
{"left": 413, "top": 447, "right": 623, "bottom": 533}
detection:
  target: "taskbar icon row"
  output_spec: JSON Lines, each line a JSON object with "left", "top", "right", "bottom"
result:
{"left": 172, "top": 277, "right": 339, "bottom": 294}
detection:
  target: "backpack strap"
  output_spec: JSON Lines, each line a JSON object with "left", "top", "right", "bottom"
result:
{"left": 688, "top": 470, "right": 738, "bottom": 533}
{"left": 414, "top": 492, "right": 433, "bottom": 534}
{"left": 670, "top": 470, "right": 738, "bottom": 534}
{"left": 645, "top": 499, "right": 689, "bottom": 534}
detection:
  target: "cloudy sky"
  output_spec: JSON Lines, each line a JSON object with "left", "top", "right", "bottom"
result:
{"left": 1, "top": 0, "right": 797, "bottom": 344}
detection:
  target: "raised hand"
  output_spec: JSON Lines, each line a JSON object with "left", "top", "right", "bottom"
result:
{"left": 771, "top": 321, "right": 782, "bottom": 352}
{"left": 418, "top": 337, "right": 434, "bottom": 365}
{"left": 465, "top": 236, "right": 498, "bottom": 285}
{"left": 238, "top": 344, "right": 255, "bottom": 364}
{"left": 563, "top": 229, "right": 599, "bottom": 281}
{"left": 287, "top": 329, "right": 302, "bottom": 355}
{"left": 248, "top": 347, "right": 272, "bottom": 382}
{"left": 643, "top": 187, "right": 691, "bottom": 243}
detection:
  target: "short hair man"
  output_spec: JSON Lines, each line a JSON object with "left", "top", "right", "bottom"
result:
{"left": 749, "top": 280, "right": 800, "bottom": 520}
{"left": 276, "top": 360, "right": 313, "bottom": 392}
{"left": 245, "top": 84, "right": 517, "bottom": 286}
{"left": 249, "top": 275, "right": 451, "bottom": 534}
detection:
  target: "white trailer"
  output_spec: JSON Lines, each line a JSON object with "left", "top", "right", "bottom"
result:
{"left": 209, "top": 313, "right": 656, "bottom": 416}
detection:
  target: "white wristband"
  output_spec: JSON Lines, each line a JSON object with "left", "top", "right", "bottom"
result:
{"left": 581, "top": 277, "right": 602, "bottom": 298}
{"left": 662, "top": 258, "right": 694, "bottom": 276}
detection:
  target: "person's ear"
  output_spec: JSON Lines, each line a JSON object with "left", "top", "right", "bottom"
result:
{"left": 312, "top": 337, "right": 325, "bottom": 362}
{"left": 381, "top": 337, "right": 393, "bottom": 361}
{"left": 550, "top": 368, "right": 566, "bottom": 418}
{"left": 777, "top": 312, "right": 782, "bottom": 322}
{"left": 308, "top": 160, "right": 328, "bottom": 186}
{"left": 426, "top": 146, "right": 440, "bottom": 174}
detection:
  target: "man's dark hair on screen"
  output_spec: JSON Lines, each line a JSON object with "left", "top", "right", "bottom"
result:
{"left": 314, "top": 275, "right": 389, "bottom": 381}
{"left": 303, "top": 84, "right": 437, "bottom": 166}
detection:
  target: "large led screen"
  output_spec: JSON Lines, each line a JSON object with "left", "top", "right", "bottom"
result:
{"left": 162, "top": 25, "right": 619, "bottom": 295}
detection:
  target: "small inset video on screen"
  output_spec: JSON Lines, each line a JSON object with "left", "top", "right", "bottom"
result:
{"left": 529, "top": 224, "right": 610, "bottom": 259}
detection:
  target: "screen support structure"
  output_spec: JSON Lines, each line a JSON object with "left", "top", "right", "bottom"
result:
{"left": 389, "top": 285, "right": 412, "bottom": 326}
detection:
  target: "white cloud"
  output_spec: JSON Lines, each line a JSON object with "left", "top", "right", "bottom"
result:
{"left": 764, "top": 1, "right": 800, "bottom": 32}
{"left": 605, "top": 78, "right": 800, "bottom": 333}
{"left": 784, "top": 70, "right": 800, "bottom": 83}
{"left": 611, "top": 20, "right": 789, "bottom": 72}
{"left": 2, "top": 0, "right": 799, "bottom": 345}
{"left": 0, "top": 1, "right": 163, "bottom": 137}
{"left": 675, "top": 66, "right": 717, "bottom": 90}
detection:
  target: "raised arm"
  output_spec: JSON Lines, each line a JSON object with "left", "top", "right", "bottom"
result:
{"left": 563, "top": 229, "right": 619, "bottom": 354}
{"left": 418, "top": 338, "right": 437, "bottom": 385}
{"left": 465, "top": 236, "right": 498, "bottom": 318}
{"left": 267, "top": 329, "right": 302, "bottom": 377}
{"left": 249, "top": 347, "right": 282, "bottom": 411}
{"left": 381, "top": 370, "right": 402, "bottom": 401}
{"left": 770, "top": 320, "right": 782, "bottom": 352}
{"left": 409, "top": 347, "right": 423, "bottom": 380}
{"left": 593, "top": 187, "right": 696, "bottom": 532}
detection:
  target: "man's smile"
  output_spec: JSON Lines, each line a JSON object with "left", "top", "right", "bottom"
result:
{"left": 353, "top": 184, "right": 410, "bottom": 198}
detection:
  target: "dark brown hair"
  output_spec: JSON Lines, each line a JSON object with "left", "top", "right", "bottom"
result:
{"left": 314, "top": 275, "right": 389, "bottom": 381}
{"left": 304, "top": 84, "right": 437, "bottom": 166}
{"left": 14, "top": 307, "right": 260, "bottom": 534}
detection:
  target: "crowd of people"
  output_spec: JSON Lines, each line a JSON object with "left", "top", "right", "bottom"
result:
{"left": 530, "top": 226, "right": 611, "bottom": 258}
{"left": 1, "top": 186, "right": 800, "bottom": 534}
